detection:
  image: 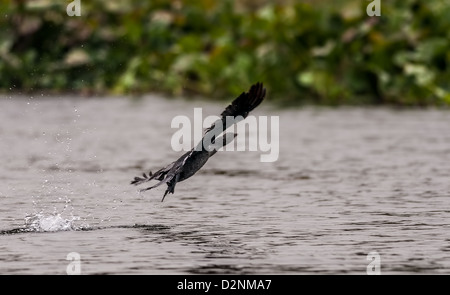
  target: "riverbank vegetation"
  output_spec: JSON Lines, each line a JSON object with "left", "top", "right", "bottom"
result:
{"left": 1, "top": 0, "right": 449, "bottom": 105}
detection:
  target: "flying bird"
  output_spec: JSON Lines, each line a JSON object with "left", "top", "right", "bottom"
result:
{"left": 131, "top": 82, "right": 266, "bottom": 201}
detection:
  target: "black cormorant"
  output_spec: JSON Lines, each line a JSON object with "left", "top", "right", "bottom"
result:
{"left": 131, "top": 82, "right": 266, "bottom": 201}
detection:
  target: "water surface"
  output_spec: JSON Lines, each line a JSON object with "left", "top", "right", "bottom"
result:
{"left": 1, "top": 95, "right": 449, "bottom": 274}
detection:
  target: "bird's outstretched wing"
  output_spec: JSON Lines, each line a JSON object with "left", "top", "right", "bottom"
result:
{"left": 130, "top": 82, "right": 266, "bottom": 201}
{"left": 204, "top": 82, "right": 266, "bottom": 134}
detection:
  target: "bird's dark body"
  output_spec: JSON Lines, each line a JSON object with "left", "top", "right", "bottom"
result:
{"left": 131, "top": 82, "right": 266, "bottom": 201}
{"left": 178, "top": 150, "right": 210, "bottom": 182}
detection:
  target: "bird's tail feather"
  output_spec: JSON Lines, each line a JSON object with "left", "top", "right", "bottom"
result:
{"left": 130, "top": 171, "right": 155, "bottom": 186}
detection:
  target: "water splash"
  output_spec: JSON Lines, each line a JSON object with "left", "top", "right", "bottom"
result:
{"left": 24, "top": 213, "right": 80, "bottom": 232}
{"left": 22, "top": 181, "right": 90, "bottom": 232}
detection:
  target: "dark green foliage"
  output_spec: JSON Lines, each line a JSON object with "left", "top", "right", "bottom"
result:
{"left": 0, "top": 0, "right": 449, "bottom": 105}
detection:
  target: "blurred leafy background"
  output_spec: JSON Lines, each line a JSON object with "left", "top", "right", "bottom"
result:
{"left": 0, "top": 0, "right": 449, "bottom": 105}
